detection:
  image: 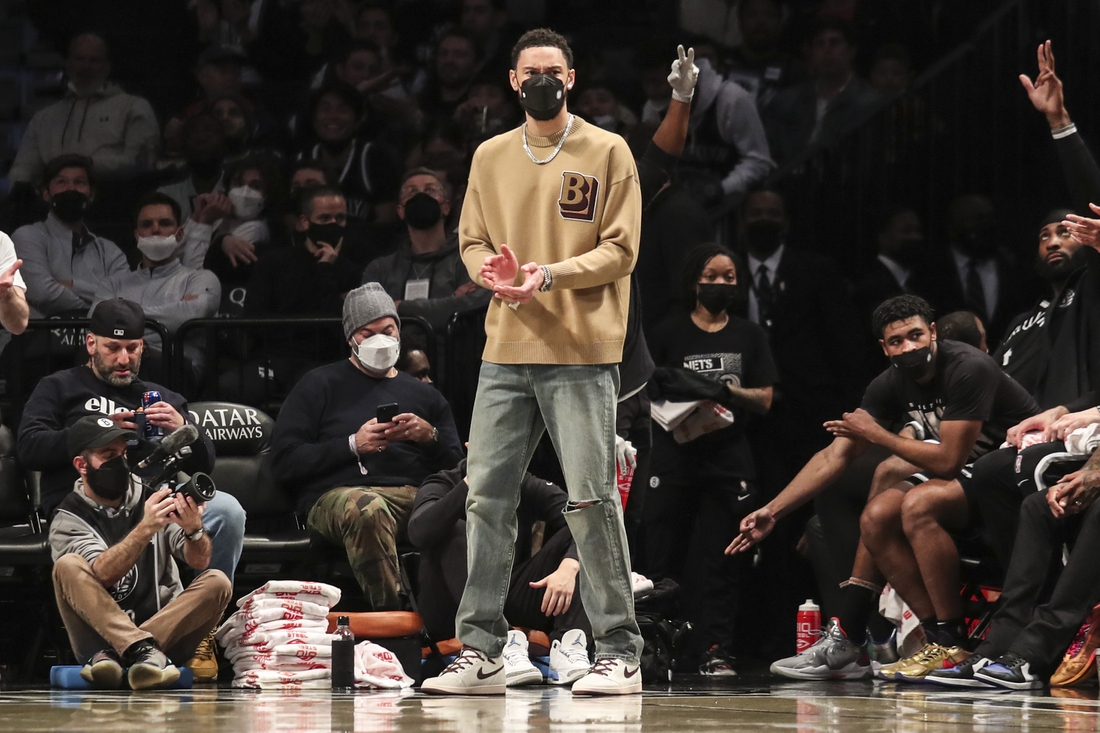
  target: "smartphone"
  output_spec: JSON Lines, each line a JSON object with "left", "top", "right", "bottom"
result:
{"left": 376, "top": 403, "right": 399, "bottom": 424}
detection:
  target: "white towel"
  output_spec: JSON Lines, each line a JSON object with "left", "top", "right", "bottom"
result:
{"left": 236, "top": 581, "right": 342, "bottom": 609}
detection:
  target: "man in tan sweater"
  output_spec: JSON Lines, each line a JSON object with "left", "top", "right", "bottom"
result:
{"left": 421, "top": 28, "right": 644, "bottom": 696}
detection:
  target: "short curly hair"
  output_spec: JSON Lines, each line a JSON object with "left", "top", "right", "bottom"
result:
{"left": 871, "top": 295, "right": 935, "bottom": 338}
{"left": 511, "top": 28, "right": 573, "bottom": 70}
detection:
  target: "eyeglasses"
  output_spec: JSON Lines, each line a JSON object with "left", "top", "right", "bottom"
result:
{"left": 400, "top": 183, "right": 445, "bottom": 200}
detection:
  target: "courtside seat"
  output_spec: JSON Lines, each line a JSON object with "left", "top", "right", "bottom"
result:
{"left": 326, "top": 611, "right": 427, "bottom": 682}
{"left": 0, "top": 427, "right": 50, "bottom": 580}
{"left": 188, "top": 402, "right": 311, "bottom": 580}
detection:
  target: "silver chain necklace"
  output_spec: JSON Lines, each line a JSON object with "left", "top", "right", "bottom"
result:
{"left": 522, "top": 115, "right": 575, "bottom": 165}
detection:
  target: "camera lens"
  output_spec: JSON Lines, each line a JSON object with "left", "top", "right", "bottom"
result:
{"left": 176, "top": 472, "right": 217, "bottom": 504}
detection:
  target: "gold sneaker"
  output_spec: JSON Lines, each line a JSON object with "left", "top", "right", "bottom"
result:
{"left": 1051, "top": 604, "right": 1100, "bottom": 688}
{"left": 186, "top": 631, "right": 219, "bottom": 682}
{"left": 876, "top": 643, "right": 971, "bottom": 682}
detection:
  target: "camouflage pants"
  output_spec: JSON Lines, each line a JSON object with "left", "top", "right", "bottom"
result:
{"left": 307, "top": 485, "right": 418, "bottom": 610}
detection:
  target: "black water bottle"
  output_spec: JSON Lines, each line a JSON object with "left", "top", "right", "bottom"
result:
{"left": 331, "top": 615, "right": 355, "bottom": 690}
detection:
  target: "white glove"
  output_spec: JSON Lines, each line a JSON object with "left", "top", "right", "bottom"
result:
{"left": 668, "top": 44, "right": 698, "bottom": 104}
{"left": 615, "top": 435, "right": 638, "bottom": 471}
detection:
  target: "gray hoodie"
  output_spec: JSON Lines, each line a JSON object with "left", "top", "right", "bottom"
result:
{"left": 10, "top": 83, "right": 160, "bottom": 184}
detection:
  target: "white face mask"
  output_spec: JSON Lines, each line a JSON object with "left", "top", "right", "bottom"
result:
{"left": 229, "top": 186, "right": 265, "bottom": 220}
{"left": 136, "top": 234, "right": 181, "bottom": 262}
{"left": 354, "top": 333, "right": 400, "bottom": 373}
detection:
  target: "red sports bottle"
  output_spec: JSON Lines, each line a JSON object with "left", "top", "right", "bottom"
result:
{"left": 796, "top": 599, "right": 821, "bottom": 654}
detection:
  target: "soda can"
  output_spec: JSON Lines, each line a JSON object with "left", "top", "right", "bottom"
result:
{"left": 141, "top": 391, "right": 164, "bottom": 439}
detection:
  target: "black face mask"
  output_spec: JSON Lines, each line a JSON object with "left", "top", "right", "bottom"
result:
{"left": 50, "top": 190, "right": 90, "bottom": 224}
{"left": 890, "top": 345, "right": 933, "bottom": 380}
{"left": 403, "top": 193, "right": 443, "bottom": 230}
{"left": 308, "top": 222, "right": 345, "bottom": 248}
{"left": 697, "top": 283, "right": 739, "bottom": 315}
{"left": 744, "top": 219, "right": 783, "bottom": 257}
{"left": 519, "top": 74, "right": 566, "bottom": 121}
{"left": 86, "top": 454, "right": 131, "bottom": 502}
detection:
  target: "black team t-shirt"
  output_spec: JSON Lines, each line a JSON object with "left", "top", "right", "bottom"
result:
{"left": 861, "top": 340, "right": 1038, "bottom": 459}
{"left": 649, "top": 312, "right": 778, "bottom": 481}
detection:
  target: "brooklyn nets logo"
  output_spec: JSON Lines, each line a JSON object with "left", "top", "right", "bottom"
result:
{"left": 558, "top": 171, "right": 599, "bottom": 222}
{"left": 112, "top": 564, "right": 138, "bottom": 602}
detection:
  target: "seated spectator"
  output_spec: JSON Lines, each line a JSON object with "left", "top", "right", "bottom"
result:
{"left": 18, "top": 298, "right": 245, "bottom": 681}
{"left": 281, "top": 159, "right": 335, "bottom": 235}
{"left": 409, "top": 460, "right": 594, "bottom": 686}
{"left": 12, "top": 155, "right": 128, "bottom": 317}
{"left": 209, "top": 94, "right": 261, "bottom": 160}
{"left": 203, "top": 154, "right": 284, "bottom": 287}
{"left": 404, "top": 120, "right": 469, "bottom": 172}
{"left": 646, "top": 244, "right": 777, "bottom": 676}
{"left": 9, "top": 33, "right": 159, "bottom": 185}
{"left": 936, "top": 311, "right": 987, "bottom": 352}
{"left": 0, "top": 230, "right": 29, "bottom": 336}
{"left": 158, "top": 113, "right": 228, "bottom": 224}
{"left": 49, "top": 416, "right": 232, "bottom": 690}
{"left": 666, "top": 56, "right": 774, "bottom": 208}
{"left": 361, "top": 167, "right": 490, "bottom": 331}
{"left": 575, "top": 82, "right": 638, "bottom": 136}
{"left": 729, "top": 295, "right": 1038, "bottom": 681}
{"left": 91, "top": 192, "right": 221, "bottom": 379}
{"left": 763, "top": 19, "right": 883, "bottom": 165}
{"left": 452, "top": 78, "right": 520, "bottom": 143}
{"left": 297, "top": 82, "right": 400, "bottom": 224}
{"left": 418, "top": 29, "right": 481, "bottom": 122}
{"left": 855, "top": 204, "right": 925, "bottom": 326}
{"left": 726, "top": 0, "right": 805, "bottom": 106}
{"left": 397, "top": 343, "right": 432, "bottom": 384}
{"left": 270, "top": 284, "right": 463, "bottom": 610}
{"left": 163, "top": 44, "right": 249, "bottom": 160}
{"left": 223, "top": 185, "right": 365, "bottom": 404}
{"left": 460, "top": 0, "right": 517, "bottom": 81}
{"left": 869, "top": 42, "right": 914, "bottom": 96}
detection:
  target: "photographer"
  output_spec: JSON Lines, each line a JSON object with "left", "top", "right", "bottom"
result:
{"left": 18, "top": 298, "right": 242, "bottom": 681}
{"left": 49, "top": 416, "right": 231, "bottom": 690}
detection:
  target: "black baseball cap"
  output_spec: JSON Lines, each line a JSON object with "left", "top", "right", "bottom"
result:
{"left": 89, "top": 299, "right": 144, "bottom": 339}
{"left": 67, "top": 415, "right": 136, "bottom": 457}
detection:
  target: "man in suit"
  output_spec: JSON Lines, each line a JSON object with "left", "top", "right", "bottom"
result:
{"left": 762, "top": 20, "right": 883, "bottom": 166}
{"left": 738, "top": 186, "right": 866, "bottom": 658}
{"left": 913, "top": 194, "right": 1038, "bottom": 346}
{"left": 856, "top": 205, "right": 926, "bottom": 323}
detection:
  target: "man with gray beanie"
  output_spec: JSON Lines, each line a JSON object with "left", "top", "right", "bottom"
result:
{"left": 270, "top": 283, "right": 463, "bottom": 610}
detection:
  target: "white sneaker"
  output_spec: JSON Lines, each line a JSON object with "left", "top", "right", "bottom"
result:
{"left": 503, "top": 631, "right": 542, "bottom": 687}
{"left": 570, "top": 657, "right": 642, "bottom": 696}
{"left": 550, "top": 629, "right": 591, "bottom": 685}
{"left": 421, "top": 647, "right": 506, "bottom": 695}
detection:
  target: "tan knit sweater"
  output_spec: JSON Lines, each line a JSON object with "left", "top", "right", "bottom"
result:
{"left": 459, "top": 117, "right": 641, "bottom": 365}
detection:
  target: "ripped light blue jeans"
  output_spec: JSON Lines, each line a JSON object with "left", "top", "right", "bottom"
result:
{"left": 456, "top": 362, "right": 642, "bottom": 662}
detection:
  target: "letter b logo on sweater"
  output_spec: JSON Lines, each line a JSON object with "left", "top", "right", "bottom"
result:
{"left": 558, "top": 171, "right": 599, "bottom": 222}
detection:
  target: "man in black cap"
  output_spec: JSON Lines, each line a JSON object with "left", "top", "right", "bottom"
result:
{"left": 49, "top": 415, "right": 231, "bottom": 690}
{"left": 18, "top": 298, "right": 242, "bottom": 680}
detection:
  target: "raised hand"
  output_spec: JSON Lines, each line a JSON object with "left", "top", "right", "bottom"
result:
{"left": 1065, "top": 205, "right": 1100, "bottom": 249}
{"left": 1018, "top": 40, "right": 1070, "bottom": 128}
{"left": 668, "top": 44, "right": 698, "bottom": 104}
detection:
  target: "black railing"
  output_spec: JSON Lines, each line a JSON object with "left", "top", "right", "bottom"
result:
{"left": 444, "top": 305, "right": 488, "bottom": 442}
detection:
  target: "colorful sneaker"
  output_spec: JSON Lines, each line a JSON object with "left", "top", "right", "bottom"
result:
{"left": 571, "top": 658, "right": 642, "bottom": 696}
{"left": 124, "top": 643, "right": 180, "bottom": 691}
{"left": 925, "top": 655, "right": 993, "bottom": 688}
{"left": 80, "top": 649, "right": 124, "bottom": 690}
{"left": 869, "top": 630, "right": 899, "bottom": 667}
{"left": 769, "top": 618, "right": 871, "bottom": 680}
{"left": 876, "top": 642, "right": 971, "bottom": 683}
{"left": 503, "top": 631, "right": 542, "bottom": 687}
{"left": 974, "top": 652, "right": 1044, "bottom": 690}
{"left": 186, "top": 631, "right": 219, "bottom": 682}
{"left": 550, "top": 629, "right": 591, "bottom": 685}
{"left": 699, "top": 645, "right": 737, "bottom": 676}
{"left": 1051, "top": 605, "right": 1100, "bottom": 688}
{"left": 421, "top": 647, "right": 506, "bottom": 695}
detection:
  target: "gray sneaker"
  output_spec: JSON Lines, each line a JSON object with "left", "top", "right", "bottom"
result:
{"left": 770, "top": 618, "right": 872, "bottom": 680}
